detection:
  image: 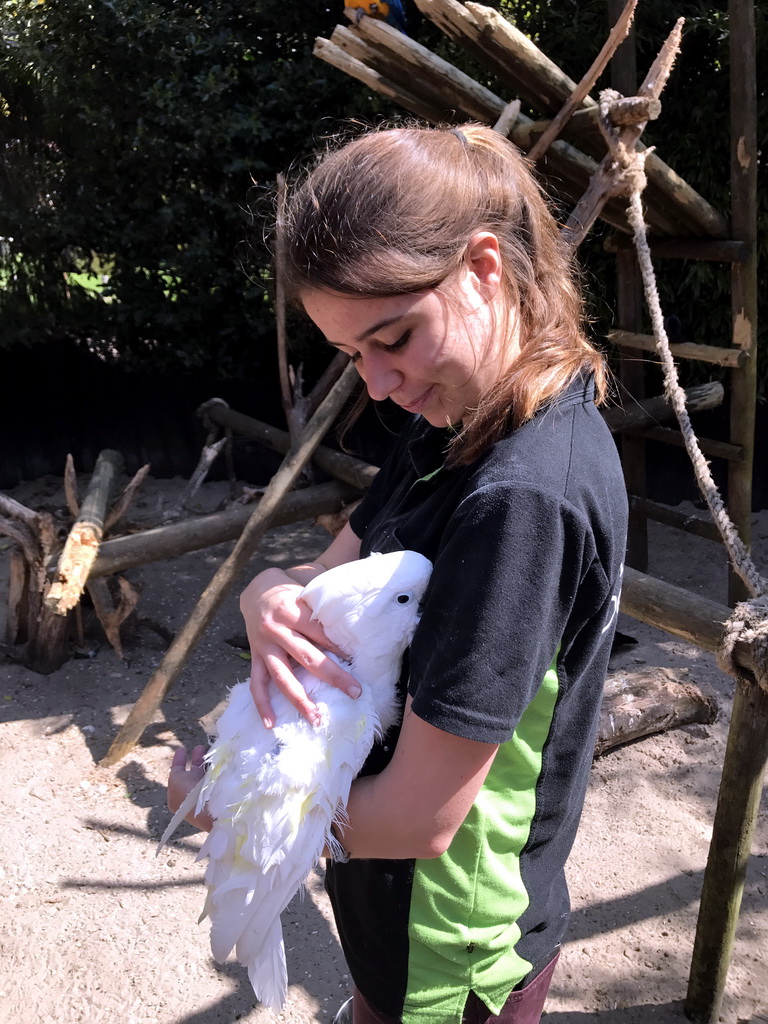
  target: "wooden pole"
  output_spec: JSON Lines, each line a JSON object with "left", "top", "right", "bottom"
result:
{"left": 685, "top": 3, "right": 761, "bottom": 1019}
{"left": 527, "top": 0, "right": 638, "bottom": 163}
{"left": 685, "top": 679, "right": 768, "bottom": 1023}
{"left": 45, "top": 449, "right": 124, "bottom": 614}
{"left": 601, "top": 382, "right": 724, "bottom": 434}
{"left": 101, "top": 363, "right": 359, "bottom": 766}
{"left": 607, "top": 330, "right": 749, "bottom": 368}
{"left": 88, "top": 481, "right": 363, "bottom": 578}
{"left": 563, "top": 18, "right": 685, "bottom": 248}
{"left": 620, "top": 567, "right": 756, "bottom": 677}
{"left": 594, "top": 667, "right": 717, "bottom": 758}
{"left": 725, "top": 0, "right": 758, "bottom": 608}
{"left": 199, "top": 401, "right": 378, "bottom": 490}
{"left": 626, "top": 426, "right": 743, "bottom": 464}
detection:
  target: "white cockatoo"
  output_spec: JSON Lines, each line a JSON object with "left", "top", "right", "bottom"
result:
{"left": 159, "top": 549, "right": 432, "bottom": 1012}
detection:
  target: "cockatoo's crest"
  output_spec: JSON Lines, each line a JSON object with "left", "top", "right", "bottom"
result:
{"left": 159, "top": 550, "right": 432, "bottom": 1014}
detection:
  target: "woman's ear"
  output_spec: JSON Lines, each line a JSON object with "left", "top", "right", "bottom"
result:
{"left": 464, "top": 232, "right": 502, "bottom": 298}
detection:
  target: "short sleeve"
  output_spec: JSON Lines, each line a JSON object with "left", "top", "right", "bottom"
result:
{"left": 408, "top": 481, "right": 611, "bottom": 745}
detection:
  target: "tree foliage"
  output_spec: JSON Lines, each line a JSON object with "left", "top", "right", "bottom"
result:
{"left": 0, "top": 0, "right": 392, "bottom": 374}
{"left": 0, "top": 0, "right": 764, "bottom": 394}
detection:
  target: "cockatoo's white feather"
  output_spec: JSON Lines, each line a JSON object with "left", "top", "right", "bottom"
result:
{"left": 159, "top": 550, "right": 432, "bottom": 1012}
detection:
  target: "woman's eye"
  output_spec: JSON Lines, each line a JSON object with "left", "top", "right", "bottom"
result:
{"left": 387, "top": 330, "right": 411, "bottom": 353}
{"left": 350, "top": 351, "right": 362, "bottom": 363}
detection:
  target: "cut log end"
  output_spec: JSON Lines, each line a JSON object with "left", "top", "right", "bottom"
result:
{"left": 595, "top": 667, "right": 718, "bottom": 757}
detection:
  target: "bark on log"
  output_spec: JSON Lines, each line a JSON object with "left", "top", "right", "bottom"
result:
{"left": 313, "top": 37, "right": 450, "bottom": 123}
{"left": 626, "top": 426, "right": 743, "bottom": 464}
{"left": 527, "top": 0, "right": 638, "bottom": 163}
{"left": 0, "top": 495, "right": 70, "bottom": 673}
{"left": 607, "top": 330, "right": 748, "bottom": 368}
{"left": 317, "top": 10, "right": 704, "bottom": 239}
{"left": 627, "top": 495, "right": 721, "bottom": 543}
{"left": 199, "top": 402, "right": 377, "bottom": 490}
{"left": 341, "top": 14, "right": 504, "bottom": 123}
{"left": 46, "top": 450, "right": 124, "bottom": 615}
{"left": 595, "top": 667, "right": 717, "bottom": 756}
{"left": 602, "top": 382, "right": 724, "bottom": 434}
{"left": 563, "top": 19, "right": 685, "bottom": 248}
{"left": 604, "top": 235, "right": 749, "bottom": 262}
{"left": 101, "top": 363, "right": 360, "bottom": 766}
{"left": 620, "top": 567, "right": 757, "bottom": 678}
{"left": 6, "top": 548, "right": 30, "bottom": 646}
{"left": 413, "top": 0, "right": 727, "bottom": 238}
{"left": 89, "top": 481, "right": 363, "bottom": 578}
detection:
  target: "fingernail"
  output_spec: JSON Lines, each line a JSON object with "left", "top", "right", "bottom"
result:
{"left": 349, "top": 684, "right": 361, "bottom": 698}
{"left": 263, "top": 716, "right": 273, "bottom": 730}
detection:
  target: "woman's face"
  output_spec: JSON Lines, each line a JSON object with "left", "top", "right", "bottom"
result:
{"left": 301, "top": 237, "right": 518, "bottom": 428}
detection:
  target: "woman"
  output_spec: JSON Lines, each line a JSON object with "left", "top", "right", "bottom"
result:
{"left": 169, "top": 123, "right": 628, "bottom": 1024}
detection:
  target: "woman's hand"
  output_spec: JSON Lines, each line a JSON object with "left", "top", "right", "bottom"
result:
{"left": 240, "top": 567, "right": 361, "bottom": 728}
{"left": 167, "top": 745, "right": 213, "bottom": 832}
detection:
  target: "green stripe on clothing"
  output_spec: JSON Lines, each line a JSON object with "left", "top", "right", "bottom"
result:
{"left": 402, "top": 658, "right": 560, "bottom": 1024}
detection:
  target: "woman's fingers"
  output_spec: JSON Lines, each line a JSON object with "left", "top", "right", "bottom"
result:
{"left": 249, "top": 656, "right": 277, "bottom": 728}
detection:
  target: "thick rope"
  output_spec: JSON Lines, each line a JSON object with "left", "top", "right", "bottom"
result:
{"left": 598, "top": 89, "right": 768, "bottom": 692}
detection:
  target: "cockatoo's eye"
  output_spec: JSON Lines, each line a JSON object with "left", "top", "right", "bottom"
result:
{"left": 396, "top": 594, "right": 411, "bottom": 604}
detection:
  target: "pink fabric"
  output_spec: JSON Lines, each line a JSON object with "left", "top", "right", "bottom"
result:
{"left": 461, "top": 952, "right": 560, "bottom": 1024}
{"left": 350, "top": 951, "right": 560, "bottom": 1024}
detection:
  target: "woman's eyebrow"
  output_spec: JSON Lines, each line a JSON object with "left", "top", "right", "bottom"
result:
{"left": 356, "top": 314, "right": 406, "bottom": 343}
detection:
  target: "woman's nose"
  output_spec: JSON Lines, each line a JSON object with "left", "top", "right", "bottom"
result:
{"left": 357, "top": 351, "right": 403, "bottom": 402}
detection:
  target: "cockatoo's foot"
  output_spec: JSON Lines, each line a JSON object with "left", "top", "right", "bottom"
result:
{"left": 332, "top": 996, "right": 353, "bottom": 1024}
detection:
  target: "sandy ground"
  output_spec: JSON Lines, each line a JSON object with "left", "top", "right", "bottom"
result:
{"left": 1, "top": 473, "right": 766, "bottom": 1024}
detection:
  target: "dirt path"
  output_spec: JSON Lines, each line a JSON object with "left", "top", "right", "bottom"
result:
{"left": 1, "top": 475, "right": 766, "bottom": 1023}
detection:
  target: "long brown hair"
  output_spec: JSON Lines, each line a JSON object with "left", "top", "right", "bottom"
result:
{"left": 282, "top": 122, "right": 606, "bottom": 465}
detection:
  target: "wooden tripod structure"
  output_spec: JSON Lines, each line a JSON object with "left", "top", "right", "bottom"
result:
{"left": 315, "top": 2, "right": 761, "bottom": 1022}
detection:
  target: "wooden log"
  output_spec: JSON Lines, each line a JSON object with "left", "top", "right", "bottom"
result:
{"left": 602, "top": 382, "right": 724, "bottom": 434}
{"left": 86, "top": 576, "right": 139, "bottom": 660}
{"left": 604, "top": 235, "right": 748, "bottom": 263}
{"left": 686, "top": 5, "right": 761, "bottom": 1020}
{"left": 414, "top": 0, "right": 728, "bottom": 239}
{"left": 342, "top": 13, "right": 506, "bottom": 123}
{"left": 725, "top": 0, "right": 758, "bottom": 609}
{"left": 101, "top": 362, "right": 360, "bottom": 766}
{"left": 594, "top": 667, "right": 717, "bottom": 757}
{"left": 527, "top": 0, "right": 638, "bottom": 163}
{"left": 88, "top": 481, "right": 363, "bottom": 578}
{"left": 610, "top": 3, "right": 647, "bottom": 574}
{"left": 620, "top": 567, "right": 757, "bottom": 677}
{"left": 317, "top": 13, "right": 685, "bottom": 238}
{"left": 24, "top": 593, "right": 71, "bottom": 674}
{"left": 6, "top": 548, "right": 30, "bottom": 645}
{"left": 200, "top": 402, "right": 378, "bottom": 490}
{"left": 313, "top": 37, "right": 451, "bottom": 124}
{"left": 417, "top": 0, "right": 595, "bottom": 116}
{"left": 607, "top": 330, "right": 749, "bottom": 369}
{"left": 162, "top": 440, "right": 227, "bottom": 523}
{"left": 330, "top": 25, "right": 468, "bottom": 122}
{"left": 626, "top": 426, "right": 744, "bottom": 464}
{"left": 616, "top": 249, "right": 648, "bottom": 570}
{"left": 45, "top": 450, "right": 124, "bottom": 615}
{"left": 686, "top": 677, "right": 768, "bottom": 1024}
{"left": 627, "top": 495, "right": 721, "bottom": 543}
{"left": 104, "top": 464, "right": 150, "bottom": 533}
{"left": 563, "top": 19, "right": 685, "bottom": 248}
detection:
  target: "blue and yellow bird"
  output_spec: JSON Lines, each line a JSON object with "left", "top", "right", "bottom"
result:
{"left": 346, "top": 0, "right": 407, "bottom": 33}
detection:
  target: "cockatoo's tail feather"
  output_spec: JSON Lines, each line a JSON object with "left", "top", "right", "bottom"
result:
{"left": 160, "top": 550, "right": 432, "bottom": 1012}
